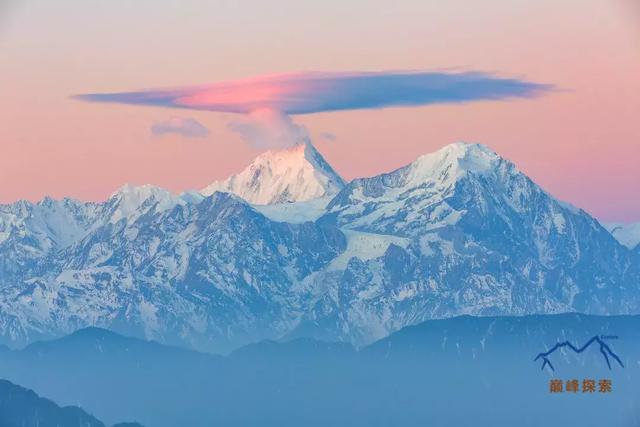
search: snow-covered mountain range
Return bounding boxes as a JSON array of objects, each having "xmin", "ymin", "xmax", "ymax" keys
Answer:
[{"xmin": 1, "ymin": 142, "xmax": 638, "ymax": 352}]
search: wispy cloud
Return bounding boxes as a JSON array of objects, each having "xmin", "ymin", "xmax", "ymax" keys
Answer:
[
  {"xmin": 151, "ymin": 117, "xmax": 209, "ymax": 139},
  {"xmin": 75, "ymin": 70, "xmax": 552, "ymax": 115}
]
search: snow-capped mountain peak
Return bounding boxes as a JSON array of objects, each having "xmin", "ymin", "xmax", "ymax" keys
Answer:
[
  {"xmin": 328, "ymin": 142, "xmax": 504, "ymax": 206},
  {"xmin": 107, "ymin": 183, "xmax": 180, "ymax": 223},
  {"xmin": 201, "ymin": 142, "xmax": 345, "ymax": 205},
  {"xmin": 109, "ymin": 183, "xmax": 171, "ymax": 200},
  {"xmin": 327, "ymin": 141, "xmax": 544, "ymax": 237},
  {"xmin": 406, "ymin": 142, "xmax": 501, "ymax": 186}
]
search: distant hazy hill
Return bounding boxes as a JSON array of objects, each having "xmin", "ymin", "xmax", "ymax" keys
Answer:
[
  {"xmin": 0, "ymin": 314, "xmax": 638, "ymax": 427},
  {"xmin": 0, "ymin": 379, "xmax": 104, "ymax": 427}
]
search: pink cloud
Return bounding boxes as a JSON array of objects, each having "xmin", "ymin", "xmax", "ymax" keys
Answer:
[{"xmin": 75, "ymin": 70, "xmax": 551, "ymax": 115}]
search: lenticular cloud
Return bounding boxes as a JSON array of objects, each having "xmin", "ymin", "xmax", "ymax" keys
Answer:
[{"xmin": 74, "ymin": 70, "xmax": 551, "ymax": 115}]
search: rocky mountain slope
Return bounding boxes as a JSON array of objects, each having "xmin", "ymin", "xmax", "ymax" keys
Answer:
[{"xmin": 0, "ymin": 142, "xmax": 638, "ymax": 352}]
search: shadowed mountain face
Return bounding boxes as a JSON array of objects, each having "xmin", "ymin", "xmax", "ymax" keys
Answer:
[
  {"xmin": 0, "ymin": 314, "xmax": 638, "ymax": 427},
  {"xmin": 0, "ymin": 143, "xmax": 639, "ymax": 353},
  {"xmin": 0, "ymin": 379, "xmax": 105, "ymax": 427}
]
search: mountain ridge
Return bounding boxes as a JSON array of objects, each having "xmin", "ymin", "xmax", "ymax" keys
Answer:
[
  {"xmin": 0, "ymin": 142, "xmax": 639, "ymax": 352},
  {"xmin": 604, "ymin": 221, "xmax": 640, "ymax": 250},
  {"xmin": 0, "ymin": 313, "xmax": 638, "ymax": 427}
]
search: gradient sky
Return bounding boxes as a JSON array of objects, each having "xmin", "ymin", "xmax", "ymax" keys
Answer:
[{"xmin": 1, "ymin": 0, "xmax": 639, "ymax": 221}]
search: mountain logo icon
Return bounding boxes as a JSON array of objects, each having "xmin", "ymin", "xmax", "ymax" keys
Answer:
[{"xmin": 534, "ymin": 336, "xmax": 624, "ymax": 372}]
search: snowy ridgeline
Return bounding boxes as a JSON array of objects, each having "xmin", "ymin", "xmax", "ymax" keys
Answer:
[
  {"xmin": 0, "ymin": 141, "xmax": 639, "ymax": 352},
  {"xmin": 603, "ymin": 222, "xmax": 640, "ymax": 250}
]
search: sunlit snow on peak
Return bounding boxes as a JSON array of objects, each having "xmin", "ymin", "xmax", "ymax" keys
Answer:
[{"xmin": 201, "ymin": 142, "xmax": 345, "ymax": 205}]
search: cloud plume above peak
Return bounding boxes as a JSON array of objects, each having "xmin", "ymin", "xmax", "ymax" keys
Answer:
[
  {"xmin": 75, "ymin": 70, "xmax": 552, "ymax": 115},
  {"xmin": 228, "ymin": 109, "xmax": 309, "ymax": 149}
]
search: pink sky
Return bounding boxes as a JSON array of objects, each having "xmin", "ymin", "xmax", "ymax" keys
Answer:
[{"xmin": 1, "ymin": 0, "xmax": 639, "ymax": 221}]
